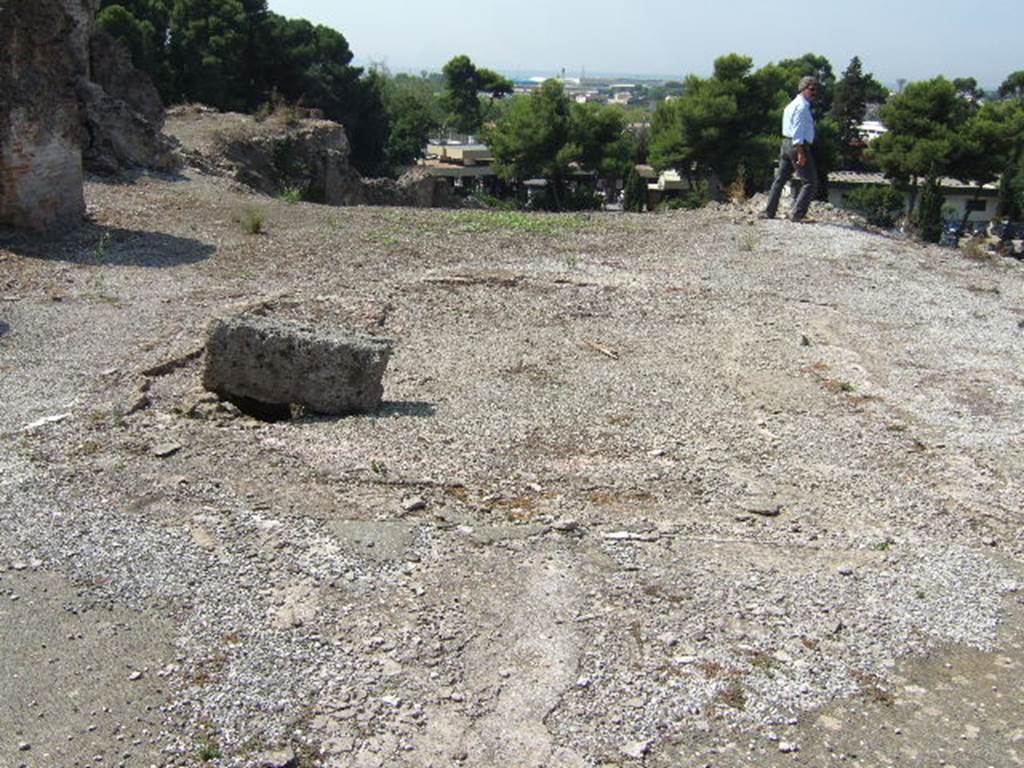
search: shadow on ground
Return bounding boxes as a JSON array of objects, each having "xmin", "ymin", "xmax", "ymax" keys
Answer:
[
  {"xmin": 280, "ymin": 402, "xmax": 436, "ymax": 425},
  {"xmin": 0, "ymin": 222, "xmax": 215, "ymax": 267},
  {"xmin": 0, "ymin": 321, "xmax": 8, "ymax": 339},
  {"xmin": 86, "ymin": 168, "xmax": 189, "ymax": 187}
]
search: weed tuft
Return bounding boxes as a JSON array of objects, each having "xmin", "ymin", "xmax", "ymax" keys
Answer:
[
  {"xmin": 93, "ymin": 231, "xmax": 113, "ymax": 262},
  {"xmin": 748, "ymin": 650, "xmax": 777, "ymax": 675},
  {"xmin": 196, "ymin": 737, "xmax": 222, "ymax": 762},
  {"xmin": 279, "ymin": 186, "xmax": 303, "ymax": 204},
  {"xmin": 716, "ymin": 680, "xmax": 747, "ymax": 710},
  {"xmin": 445, "ymin": 210, "xmax": 590, "ymax": 236},
  {"xmin": 241, "ymin": 208, "xmax": 266, "ymax": 235}
]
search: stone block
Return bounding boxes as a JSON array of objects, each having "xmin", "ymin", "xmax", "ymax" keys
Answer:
[{"xmin": 203, "ymin": 315, "xmax": 391, "ymax": 415}]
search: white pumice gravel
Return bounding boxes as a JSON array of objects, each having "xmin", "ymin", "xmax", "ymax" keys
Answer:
[{"xmin": 1, "ymin": 171, "xmax": 1022, "ymax": 767}]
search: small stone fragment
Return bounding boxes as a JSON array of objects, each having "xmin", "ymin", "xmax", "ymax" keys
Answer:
[
  {"xmin": 837, "ymin": 565, "xmax": 854, "ymax": 576},
  {"xmin": 252, "ymin": 747, "xmax": 297, "ymax": 768},
  {"xmin": 128, "ymin": 671, "xmax": 143, "ymax": 681},
  {"xmin": 817, "ymin": 715, "xmax": 842, "ymax": 731},
  {"xmin": 23, "ymin": 413, "xmax": 71, "ymax": 432},
  {"xmin": 602, "ymin": 531, "xmax": 659, "ymax": 542},
  {"xmin": 620, "ymin": 740, "xmax": 650, "ymax": 759},
  {"xmin": 151, "ymin": 442, "xmax": 182, "ymax": 458},
  {"xmin": 739, "ymin": 496, "xmax": 782, "ymax": 517},
  {"xmin": 401, "ymin": 496, "xmax": 427, "ymax": 512},
  {"xmin": 778, "ymin": 741, "xmax": 800, "ymax": 753}
]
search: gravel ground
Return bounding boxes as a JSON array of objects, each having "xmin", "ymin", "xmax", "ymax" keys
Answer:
[{"xmin": 1, "ymin": 170, "xmax": 1023, "ymax": 768}]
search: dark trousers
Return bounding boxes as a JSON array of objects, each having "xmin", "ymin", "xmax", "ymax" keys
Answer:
[{"xmin": 765, "ymin": 139, "xmax": 817, "ymax": 220}]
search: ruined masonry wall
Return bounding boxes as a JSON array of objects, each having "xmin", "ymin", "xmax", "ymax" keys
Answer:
[{"xmin": 0, "ymin": 0, "xmax": 91, "ymax": 231}]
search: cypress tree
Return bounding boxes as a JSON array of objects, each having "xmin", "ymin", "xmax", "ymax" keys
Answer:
[
  {"xmin": 916, "ymin": 173, "xmax": 945, "ymax": 243},
  {"xmin": 623, "ymin": 167, "xmax": 646, "ymax": 212},
  {"xmin": 830, "ymin": 57, "xmax": 868, "ymax": 168}
]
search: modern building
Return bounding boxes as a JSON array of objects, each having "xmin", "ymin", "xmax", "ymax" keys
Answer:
[
  {"xmin": 827, "ymin": 171, "xmax": 1001, "ymax": 225},
  {"xmin": 420, "ymin": 141, "xmax": 497, "ymax": 190},
  {"xmin": 636, "ymin": 165, "xmax": 698, "ymax": 208},
  {"xmin": 858, "ymin": 120, "xmax": 887, "ymax": 142}
]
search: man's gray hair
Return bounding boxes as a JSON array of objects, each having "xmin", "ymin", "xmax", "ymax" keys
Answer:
[{"xmin": 798, "ymin": 76, "xmax": 820, "ymax": 92}]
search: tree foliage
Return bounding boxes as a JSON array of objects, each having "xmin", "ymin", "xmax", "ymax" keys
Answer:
[
  {"xmin": 845, "ymin": 184, "xmax": 906, "ymax": 227},
  {"xmin": 96, "ymin": 1, "xmax": 172, "ymax": 92},
  {"xmin": 870, "ymin": 77, "xmax": 972, "ymax": 186},
  {"xmin": 442, "ymin": 54, "xmax": 513, "ymax": 136},
  {"xmin": 831, "ymin": 57, "xmax": 867, "ymax": 151},
  {"xmin": 953, "ymin": 77, "xmax": 983, "ymax": 103},
  {"xmin": 916, "ymin": 173, "xmax": 945, "ymax": 242},
  {"xmin": 830, "ymin": 56, "xmax": 886, "ymax": 168},
  {"xmin": 485, "ymin": 81, "xmax": 574, "ymax": 208},
  {"xmin": 623, "ymin": 167, "xmax": 646, "ymax": 212},
  {"xmin": 650, "ymin": 54, "xmax": 772, "ymax": 194},
  {"xmin": 967, "ymin": 99, "xmax": 1024, "ymax": 219},
  {"xmin": 165, "ymin": 0, "xmax": 257, "ymax": 111},
  {"xmin": 378, "ymin": 71, "xmax": 444, "ymax": 167},
  {"xmin": 999, "ymin": 161, "xmax": 1024, "ymax": 220},
  {"xmin": 869, "ymin": 77, "xmax": 1024, "ymax": 235},
  {"xmin": 998, "ymin": 71, "xmax": 1024, "ymax": 101},
  {"xmin": 571, "ymin": 101, "xmax": 632, "ymax": 181},
  {"xmin": 649, "ymin": 51, "xmax": 842, "ymax": 198},
  {"xmin": 485, "ymin": 81, "xmax": 630, "ymax": 210}
]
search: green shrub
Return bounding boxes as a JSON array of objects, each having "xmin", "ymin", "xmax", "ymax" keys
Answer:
[
  {"xmin": 678, "ymin": 184, "xmax": 711, "ymax": 210},
  {"xmin": 564, "ymin": 186, "xmax": 603, "ymax": 211},
  {"xmin": 279, "ymin": 186, "xmax": 303, "ymax": 204},
  {"xmin": 660, "ymin": 186, "xmax": 709, "ymax": 211},
  {"xmin": 846, "ymin": 185, "xmax": 907, "ymax": 228},
  {"xmin": 469, "ymin": 191, "xmax": 519, "ymax": 210},
  {"xmin": 196, "ymin": 738, "xmax": 221, "ymax": 762},
  {"xmin": 241, "ymin": 208, "xmax": 265, "ymax": 234},
  {"xmin": 254, "ymin": 101, "xmax": 273, "ymax": 123}
]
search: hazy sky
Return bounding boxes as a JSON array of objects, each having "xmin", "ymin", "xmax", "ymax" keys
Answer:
[{"xmin": 267, "ymin": 0, "xmax": 1022, "ymax": 87}]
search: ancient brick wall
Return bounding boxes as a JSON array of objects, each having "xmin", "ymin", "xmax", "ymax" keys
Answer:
[{"xmin": 0, "ymin": 0, "xmax": 88, "ymax": 231}]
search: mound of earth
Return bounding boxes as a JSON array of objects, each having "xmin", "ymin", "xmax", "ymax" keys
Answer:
[{"xmin": 166, "ymin": 106, "xmax": 458, "ymax": 208}]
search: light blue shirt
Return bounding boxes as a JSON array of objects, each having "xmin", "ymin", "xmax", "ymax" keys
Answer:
[{"xmin": 782, "ymin": 93, "xmax": 815, "ymax": 145}]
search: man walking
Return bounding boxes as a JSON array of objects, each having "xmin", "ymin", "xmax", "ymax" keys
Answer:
[{"xmin": 763, "ymin": 76, "xmax": 819, "ymax": 222}]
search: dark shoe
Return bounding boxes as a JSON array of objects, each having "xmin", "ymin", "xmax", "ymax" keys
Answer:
[
  {"xmin": 791, "ymin": 216, "xmax": 817, "ymax": 224},
  {"xmin": 758, "ymin": 211, "xmax": 775, "ymax": 220}
]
